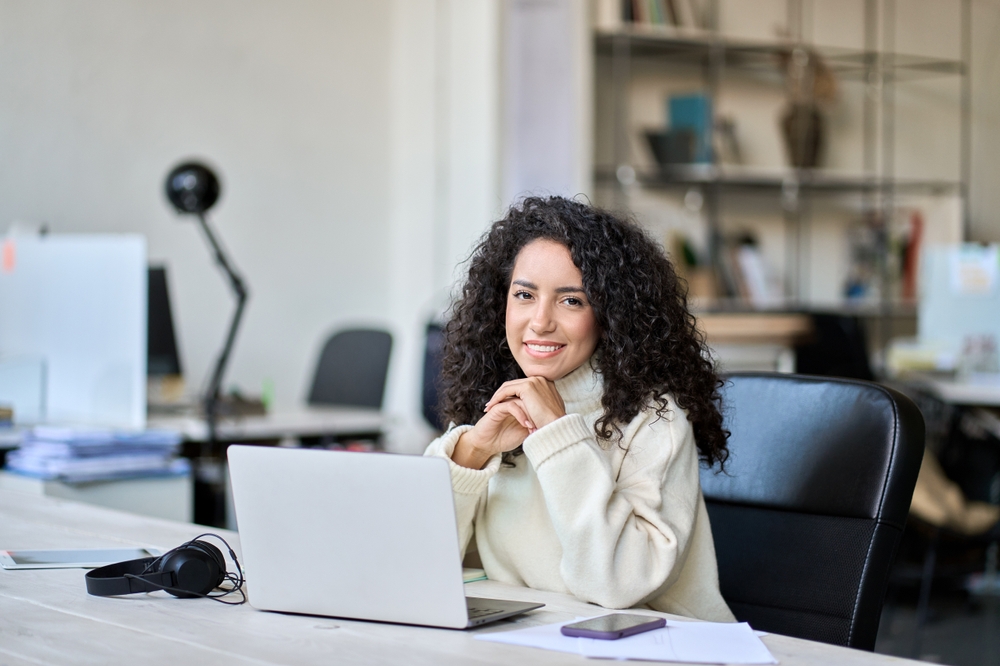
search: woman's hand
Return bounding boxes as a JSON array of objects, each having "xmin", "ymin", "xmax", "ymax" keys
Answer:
[
  {"xmin": 451, "ymin": 377, "xmax": 567, "ymax": 470},
  {"xmin": 484, "ymin": 377, "xmax": 566, "ymax": 431}
]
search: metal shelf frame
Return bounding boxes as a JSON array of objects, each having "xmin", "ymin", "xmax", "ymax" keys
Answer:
[{"xmin": 596, "ymin": 0, "xmax": 971, "ymax": 341}]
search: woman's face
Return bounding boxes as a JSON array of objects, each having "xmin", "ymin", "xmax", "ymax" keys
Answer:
[{"xmin": 505, "ymin": 239, "xmax": 600, "ymax": 381}]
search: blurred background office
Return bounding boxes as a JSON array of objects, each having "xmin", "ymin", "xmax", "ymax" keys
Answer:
[{"xmin": 2, "ymin": 1, "xmax": 1000, "ymax": 663}]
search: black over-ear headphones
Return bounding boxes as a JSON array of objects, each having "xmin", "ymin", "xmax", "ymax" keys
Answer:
[{"xmin": 85, "ymin": 534, "xmax": 245, "ymax": 604}]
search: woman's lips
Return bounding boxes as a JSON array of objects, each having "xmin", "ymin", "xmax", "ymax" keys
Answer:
[{"xmin": 524, "ymin": 342, "xmax": 566, "ymax": 358}]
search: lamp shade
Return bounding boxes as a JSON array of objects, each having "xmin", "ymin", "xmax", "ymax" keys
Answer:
[{"xmin": 165, "ymin": 162, "xmax": 220, "ymax": 214}]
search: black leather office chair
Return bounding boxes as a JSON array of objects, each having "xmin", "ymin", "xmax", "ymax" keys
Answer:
[
  {"xmin": 701, "ymin": 373, "xmax": 924, "ymax": 650},
  {"xmin": 421, "ymin": 321, "xmax": 446, "ymax": 432},
  {"xmin": 307, "ymin": 328, "xmax": 393, "ymax": 409}
]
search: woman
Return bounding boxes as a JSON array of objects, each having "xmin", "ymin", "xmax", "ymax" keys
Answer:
[{"xmin": 425, "ymin": 196, "xmax": 734, "ymax": 622}]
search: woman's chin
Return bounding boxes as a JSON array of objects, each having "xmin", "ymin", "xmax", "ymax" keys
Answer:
[{"xmin": 516, "ymin": 359, "xmax": 580, "ymax": 382}]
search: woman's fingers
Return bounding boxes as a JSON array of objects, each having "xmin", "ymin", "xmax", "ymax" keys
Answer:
[
  {"xmin": 469, "ymin": 398, "xmax": 534, "ymax": 455},
  {"xmin": 486, "ymin": 398, "xmax": 533, "ymax": 431},
  {"xmin": 484, "ymin": 377, "xmax": 565, "ymax": 430},
  {"xmin": 484, "ymin": 377, "xmax": 549, "ymax": 410}
]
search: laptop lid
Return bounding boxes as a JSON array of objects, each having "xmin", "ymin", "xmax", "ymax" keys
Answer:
[{"xmin": 227, "ymin": 446, "xmax": 470, "ymax": 629}]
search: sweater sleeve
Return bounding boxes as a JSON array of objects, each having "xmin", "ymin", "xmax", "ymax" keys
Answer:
[
  {"xmin": 521, "ymin": 404, "xmax": 699, "ymax": 609},
  {"xmin": 423, "ymin": 425, "xmax": 502, "ymax": 557}
]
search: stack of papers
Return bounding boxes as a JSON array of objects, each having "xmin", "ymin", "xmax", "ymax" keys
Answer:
[
  {"xmin": 5, "ymin": 426, "xmax": 188, "ymax": 483},
  {"xmin": 477, "ymin": 617, "xmax": 777, "ymax": 664}
]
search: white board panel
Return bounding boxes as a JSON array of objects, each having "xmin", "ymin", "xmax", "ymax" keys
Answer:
[{"xmin": 0, "ymin": 234, "xmax": 146, "ymax": 429}]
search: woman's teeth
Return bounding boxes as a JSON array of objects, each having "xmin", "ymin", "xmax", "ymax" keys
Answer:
[{"xmin": 527, "ymin": 343, "xmax": 562, "ymax": 352}]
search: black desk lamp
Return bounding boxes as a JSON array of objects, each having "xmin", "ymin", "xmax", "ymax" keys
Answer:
[{"xmin": 164, "ymin": 162, "xmax": 248, "ymax": 443}]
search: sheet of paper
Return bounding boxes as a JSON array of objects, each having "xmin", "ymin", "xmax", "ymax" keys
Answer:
[
  {"xmin": 475, "ymin": 617, "xmax": 582, "ymax": 653},
  {"xmin": 579, "ymin": 620, "xmax": 777, "ymax": 664},
  {"xmin": 476, "ymin": 616, "xmax": 777, "ymax": 664},
  {"xmin": 949, "ymin": 244, "xmax": 999, "ymax": 295}
]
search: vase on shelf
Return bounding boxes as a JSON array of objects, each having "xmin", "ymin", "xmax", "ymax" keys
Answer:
[{"xmin": 780, "ymin": 102, "xmax": 824, "ymax": 170}]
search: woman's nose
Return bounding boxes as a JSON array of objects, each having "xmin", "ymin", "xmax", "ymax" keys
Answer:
[{"xmin": 529, "ymin": 300, "xmax": 556, "ymax": 333}]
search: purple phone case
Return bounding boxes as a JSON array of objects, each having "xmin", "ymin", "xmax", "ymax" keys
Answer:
[{"xmin": 560, "ymin": 615, "xmax": 666, "ymax": 640}]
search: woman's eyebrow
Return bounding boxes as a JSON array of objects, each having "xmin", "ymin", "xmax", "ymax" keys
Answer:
[{"xmin": 511, "ymin": 279, "xmax": 585, "ymax": 294}]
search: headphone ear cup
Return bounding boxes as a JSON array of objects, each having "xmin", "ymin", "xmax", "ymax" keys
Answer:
[
  {"xmin": 158, "ymin": 543, "xmax": 225, "ymax": 598},
  {"xmin": 188, "ymin": 540, "xmax": 226, "ymax": 575}
]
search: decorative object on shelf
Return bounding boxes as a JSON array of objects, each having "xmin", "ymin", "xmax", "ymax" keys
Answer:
[
  {"xmin": 778, "ymin": 46, "xmax": 838, "ymax": 169},
  {"xmin": 716, "ymin": 232, "xmax": 781, "ymax": 306},
  {"xmin": 669, "ymin": 92, "xmax": 713, "ymax": 163},
  {"xmin": 713, "ymin": 116, "xmax": 743, "ymax": 165},
  {"xmin": 780, "ymin": 103, "xmax": 823, "ymax": 169},
  {"xmin": 644, "ymin": 128, "xmax": 696, "ymax": 167},
  {"xmin": 844, "ymin": 211, "xmax": 884, "ymax": 302},
  {"xmin": 669, "ymin": 232, "xmax": 716, "ymax": 301},
  {"xmin": 900, "ymin": 211, "xmax": 925, "ymax": 301},
  {"xmin": 163, "ymin": 161, "xmax": 249, "ymax": 443}
]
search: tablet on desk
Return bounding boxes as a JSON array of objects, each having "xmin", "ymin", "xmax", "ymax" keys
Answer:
[{"xmin": 0, "ymin": 547, "xmax": 161, "ymax": 570}]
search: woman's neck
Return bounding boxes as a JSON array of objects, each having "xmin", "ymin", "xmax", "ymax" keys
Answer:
[{"xmin": 553, "ymin": 358, "xmax": 602, "ymax": 415}]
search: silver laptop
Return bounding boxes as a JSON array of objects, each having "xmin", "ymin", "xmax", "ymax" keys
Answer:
[{"xmin": 226, "ymin": 445, "xmax": 543, "ymax": 629}]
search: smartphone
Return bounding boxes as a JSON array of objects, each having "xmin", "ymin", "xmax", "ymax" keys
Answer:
[{"xmin": 560, "ymin": 613, "xmax": 666, "ymax": 640}]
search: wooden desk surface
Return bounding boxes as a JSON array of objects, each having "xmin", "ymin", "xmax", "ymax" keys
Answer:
[
  {"xmin": 0, "ymin": 489, "xmax": 923, "ymax": 665},
  {"xmin": 696, "ymin": 312, "xmax": 813, "ymax": 347}
]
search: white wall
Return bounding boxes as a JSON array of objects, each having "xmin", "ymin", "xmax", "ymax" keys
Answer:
[
  {"xmin": 386, "ymin": 0, "xmax": 502, "ymax": 450},
  {"xmin": 0, "ymin": 0, "xmax": 502, "ymax": 451},
  {"xmin": 501, "ymin": 0, "xmax": 592, "ymax": 203}
]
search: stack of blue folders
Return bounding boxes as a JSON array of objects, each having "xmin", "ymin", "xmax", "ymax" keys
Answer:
[{"xmin": 5, "ymin": 427, "xmax": 189, "ymax": 483}]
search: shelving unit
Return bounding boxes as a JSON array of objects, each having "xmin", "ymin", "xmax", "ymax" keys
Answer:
[{"xmin": 592, "ymin": 0, "xmax": 970, "ymax": 338}]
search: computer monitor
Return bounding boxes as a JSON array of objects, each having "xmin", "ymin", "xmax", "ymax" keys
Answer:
[
  {"xmin": 920, "ymin": 244, "xmax": 1000, "ymax": 358},
  {"xmin": 147, "ymin": 266, "xmax": 182, "ymax": 377},
  {"xmin": 0, "ymin": 234, "xmax": 147, "ymax": 428}
]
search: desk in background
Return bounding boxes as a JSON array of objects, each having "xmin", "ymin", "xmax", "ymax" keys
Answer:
[
  {"xmin": 0, "ymin": 489, "xmax": 924, "ymax": 665},
  {"xmin": 896, "ymin": 373, "xmax": 1000, "ymax": 520},
  {"xmin": 148, "ymin": 405, "xmax": 386, "ymax": 445},
  {"xmin": 0, "ymin": 407, "xmax": 386, "ymax": 527},
  {"xmin": 150, "ymin": 405, "xmax": 387, "ymax": 527},
  {"xmin": 696, "ymin": 312, "xmax": 813, "ymax": 373},
  {"xmin": 904, "ymin": 373, "xmax": 1000, "ymax": 411}
]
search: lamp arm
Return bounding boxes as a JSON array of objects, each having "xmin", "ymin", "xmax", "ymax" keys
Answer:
[{"xmin": 195, "ymin": 213, "xmax": 249, "ymax": 442}]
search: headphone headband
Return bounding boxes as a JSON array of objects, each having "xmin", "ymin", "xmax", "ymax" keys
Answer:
[{"xmin": 85, "ymin": 557, "xmax": 175, "ymax": 596}]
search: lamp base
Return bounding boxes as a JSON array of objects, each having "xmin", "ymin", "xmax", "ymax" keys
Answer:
[{"xmin": 204, "ymin": 393, "xmax": 267, "ymax": 418}]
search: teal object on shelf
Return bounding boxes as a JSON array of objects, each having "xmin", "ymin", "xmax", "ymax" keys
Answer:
[{"xmin": 669, "ymin": 93, "xmax": 713, "ymax": 163}]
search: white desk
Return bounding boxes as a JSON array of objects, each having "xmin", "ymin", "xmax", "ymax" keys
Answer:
[
  {"xmin": 0, "ymin": 489, "xmax": 924, "ymax": 665},
  {"xmin": 904, "ymin": 373, "xmax": 1000, "ymax": 407},
  {"xmin": 148, "ymin": 405, "xmax": 386, "ymax": 443},
  {"xmin": 0, "ymin": 406, "xmax": 386, "ymax": 449}
]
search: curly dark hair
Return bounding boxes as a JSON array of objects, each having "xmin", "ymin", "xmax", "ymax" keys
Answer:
[{"xmin": 438, "ymin": 196, "xmax": 729, "ymax": 468}]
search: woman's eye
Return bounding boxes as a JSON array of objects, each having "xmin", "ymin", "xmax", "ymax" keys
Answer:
[
  {"xmin": 513, "ymin": 290, "xmax": 532, "ymax": 300},
  {"xmin": 563, "ymin": 297, "xmax": 584, "ymax": 307}
]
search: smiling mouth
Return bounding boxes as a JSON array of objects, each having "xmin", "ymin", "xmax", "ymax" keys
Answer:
[{"xmin": 525, "ymin": 342, "xmax": 565, "ymax": 354}]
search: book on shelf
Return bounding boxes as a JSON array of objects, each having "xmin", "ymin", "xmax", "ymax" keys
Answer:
[
  {"xmin": 669, "ymin": 93, "xmax": 713, "ymax": 164},
  {"xmin": 716, "ymin": 238, "xmax": 782, "ymax": 308},
  {"xmin": 595, "ymin": 0, "xmax": 707, "ymax": 30}
]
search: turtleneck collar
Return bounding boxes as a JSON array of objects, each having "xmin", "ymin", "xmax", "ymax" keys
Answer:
[{"xmin": 553, "ymin": 356, "xmax": 603, "ymax": 416}]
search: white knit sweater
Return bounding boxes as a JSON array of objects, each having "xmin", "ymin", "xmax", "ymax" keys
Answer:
[{"xmin": 424, "ymin": 360, "xmax": 735, "ymax": 622}]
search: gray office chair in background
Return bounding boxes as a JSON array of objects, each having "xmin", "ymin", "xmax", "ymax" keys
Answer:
[
  {"xmin": 702, "ymin": 373, "xmax": 924, "ymax": 651},
  {"xmin": 307, "ymin": 328, "xmax": 393, "ymax": 409}
]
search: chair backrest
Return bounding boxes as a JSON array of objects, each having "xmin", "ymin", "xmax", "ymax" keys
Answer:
[
  {"xmin": 307, "ymin": 329, "xmax": 392, "ymax": 409},
  {"xmin": 701, "ymin": 373, "xmax": 924, "ymax": 650},
  {"xmin": 421, "ymin": 322, "xmax": 446, "ymax": 431}
]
